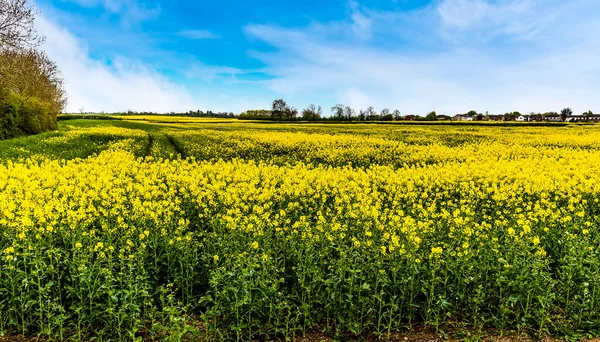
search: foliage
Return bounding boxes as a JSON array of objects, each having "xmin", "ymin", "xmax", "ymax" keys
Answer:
[
  {"xmin": 561, "ymin": 108, "xmax": 574, "ymax": 119},
  {"xmin": 301, "ymin": 104, "xmax": 322, "ymax": 121},
  {"xmin": 0, "ymin": 0, "xmax": 66, "ymax": 140},
  {"xmin": 0, "ymin": 86, "xmax": 58, "ymax": 140},
  {"xmin": 239, "ymin": 109, "xmax": 272, "ymax": 120},
  {"xmin": 426, "ymin": 111, "xmax": 437, "ymax": 121}
]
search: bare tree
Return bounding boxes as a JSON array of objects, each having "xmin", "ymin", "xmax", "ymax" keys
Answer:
[
  {"xmin": 0, "ymin": 0, "xmax": 42, "ymax": 50},
  {"xmin": 344, "ymin": 106, "xmax": 355, "ymax": 120},
  {"xmin": 302, "ymin": 104, "xmax": 322, "ymax": 121},
  {"xmin": 358, "ymin": 109, "xmax": 366, "ymax": 121},
  {"xmin": 365, "ymin": 106, "xmax": 376, "ymax": 118},
  {"xmin": 285, "ymin": 106, "xmax": 298, "ymax": 120},
  {"xmin": 331, "ymin": 104, "xmax": 344, "ymax": 120}
]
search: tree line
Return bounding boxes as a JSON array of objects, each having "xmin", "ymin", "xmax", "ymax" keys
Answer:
[
  {"xmin": 239, "ymin": 100, "xmax": 594, "ymax": 122},
  {"xmin": 0, "ymin": 0, "xmax": 66, "ymax": 140},
  {"xmin": 101, "ymin": 110, "xmax": 236, "ymax": 118},
  {"xmin": 239, "ymin": 99, "xmax": 441, "ymax": 121}
]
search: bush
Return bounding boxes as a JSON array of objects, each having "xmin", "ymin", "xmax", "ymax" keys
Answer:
[{"xmin": 0, "ymin": 87, "xmax": 58, "ymax": 140}]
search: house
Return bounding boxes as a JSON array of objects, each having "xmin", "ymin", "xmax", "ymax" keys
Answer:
[
  {"xmin": 529, "ymin": 114, "xmax": 544, "ymax": 122},
  {"xmin": 544, "ymin": 114, "xmax": 562, "ymax": 122},
  {"xmin": 453, "ymin": 114, "xmax": 473, "ymax": 121},
  {"xmin": 488, "ymin": 115, "xmax": 504, "ymax": 121},
  {"xmin": 516, "ymin": 115, "xmax": 527, "ymax": 122},
  {"xmin": 566, "ymin": 114, "xmax": 600, "ymax": 122},
  {"xmin": 437, "ymin": 115, "xmax": 451, "ymax": 121}
]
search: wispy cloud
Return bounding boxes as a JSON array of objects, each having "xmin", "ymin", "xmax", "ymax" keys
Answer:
[
  {"xmin": 64, "ymin": 0, "xmax": 160, "ymax": 23},
  {"xmin": 177, "ymin": 29, "xmax": 221, "ymax": 40},
  {"xmin": 184, "ymin": 62, "xmax": 243, "ymax": 82},
  {"xmin": 348, "ymin": 0, "xmax": 372, "ymax": 41}
]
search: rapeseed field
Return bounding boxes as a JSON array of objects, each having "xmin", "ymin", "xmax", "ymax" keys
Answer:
[{"xmin": 1, "ymin": 120, "xmax": 600, "ymax": 340}]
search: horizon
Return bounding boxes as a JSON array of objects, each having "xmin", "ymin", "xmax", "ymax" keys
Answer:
[{"xmin": 36, "ymin": 0, "xmax": 600, "ymax": 114}]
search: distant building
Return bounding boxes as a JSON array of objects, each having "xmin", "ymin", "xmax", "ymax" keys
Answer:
[
  {"xmin": 437, "ymin": 115, "xmax": 451, "ymax": 121},
  {"xmin": 544, "ymin": 114, "xmax": 562, "ymax": 122},
  {"xmin": 566, "ymin": 114, "xmax": 600, "ymax": 122},
  {"xmin": 516, "ymin": 115, "xmax": 527, "ymax": 122},
  {"xmin": 453, "ymin": 114, "xmax": 473, "ymax": 121}
]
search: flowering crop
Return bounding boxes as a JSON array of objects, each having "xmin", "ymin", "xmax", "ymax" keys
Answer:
[{"xmin": 1, "ymin": 120, "xmax": 600, "ymax": 340}]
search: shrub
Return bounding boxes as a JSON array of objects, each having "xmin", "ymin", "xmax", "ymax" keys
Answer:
[{"xmin": 0, "ymin": 87, "xmax": 58, "ymax": 140}]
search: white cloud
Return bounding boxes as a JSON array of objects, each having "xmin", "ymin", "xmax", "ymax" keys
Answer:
[
  {"xmin": 184, "ymin": 62, "xmax": 243, "ymax": 82},
  {"xmin": 244, "ymin": 0, "xmax": 600, "ymax": 115},
  {"xmin": 37, "ymin": 13, "xmax": 202, "ymax": 113},
  {"xmin": 348, "ymin": 0, "xmax": 372, "ymax": 40},
  {"xmin": 177, "ymin": 30, "xmax": 221, "ymax": 40},
  {"xmin": 64, "ymin": 0, "xmax": 160, "ymax": 23}
]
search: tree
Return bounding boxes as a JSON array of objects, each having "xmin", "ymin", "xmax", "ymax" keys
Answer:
[
  {"xmin": 560, "ymin": 107, "xmax": 573, "ymax": 121},
  {"xmin": 0, "ymin": 48, "xmax": 66, "ymax": 113},
  {"xmin": 0, "ymin": 0, "xmax": 42, "ymax": 50},
  {"xmin": 358, "ymin": 109, "xmax": 366, "ymax": 121},
  {"xmin": 331, "ymin": 104, "xmax": 344, "ymax": 120},
  {"xmin": 365, "ymin": 106, "xmax": 378, "ymax": 120},
  {"xmin": 426, "ymin": 111, "xmax": 437, "ymax": 121},
  {"xmin": 467, "ymin": 110, "xmax": 478, "ymax": 117},
  {"xmin": 380, "ymin": 108, "xmax": 390, "ymax": 117},
  {"xmin": 344, "ymin": 106, "xmax": 355, "ymax": 120},
  {"xmin": 272, "ymin": 99, "xmax": 287, "ymax": 120},
  {"xmin": 583, "ymin": 110, "xmax": 594, "ymax": 116},
  {"xmin": 284, "ymin": 106, "xmax": 298, "ymax": 120},
  {"xmin": 393, "ymin": 110, "xmax": 401, "ymax": 120},
  {"xmin": 302, "ymin": 104, "xmax": 321, "ymax": 121}
]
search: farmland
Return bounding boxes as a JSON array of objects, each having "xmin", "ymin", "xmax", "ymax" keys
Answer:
[{"xmin": 2, "ymin": 118, "xmax": 600, "ymax": 340}]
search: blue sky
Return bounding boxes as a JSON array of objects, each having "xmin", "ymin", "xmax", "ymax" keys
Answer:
[{"xmin": 36, "ymin": 0, "xmax": 600, "ymax": 114}]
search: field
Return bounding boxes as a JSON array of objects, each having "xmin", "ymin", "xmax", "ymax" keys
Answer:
[{"xmin": 2, "ymin": 118, "xmax": 600, "ymax": 340}]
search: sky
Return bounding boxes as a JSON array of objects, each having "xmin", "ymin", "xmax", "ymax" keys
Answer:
[{"xmin": 35, "ymin": 0, "xmax": 600, "ymax": 115}]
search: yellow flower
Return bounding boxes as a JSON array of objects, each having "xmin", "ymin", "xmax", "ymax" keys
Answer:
[
  {"xmin": 430, "ymin": 247, "xmax": 443, "ymax": 258},
  {"xmin": 213, "ymin": 255, "xmax": 219, "ymax": 262},
  {"xmin": 251, "ymin": 241, "xmax": 259, "ymax": 249},
  {"xmin": 535, "ymin": 248, "xmax": 547, "ymax": 258}
]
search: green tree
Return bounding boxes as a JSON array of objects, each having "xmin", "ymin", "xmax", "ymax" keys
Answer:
[
  {"xmin": 0, "ymin": 49, "xmax": 66, "ymax": 113},
  {"xmin": 560, "ymin": 107, "xmax": 573, "ymax": 120},
  {"xmin": 272, "ymin": 99, "xmax": 287, "ymax": 120},
  {"xmin": 426, "ymin": 111, "xmax": 437, "ymax": 121}
]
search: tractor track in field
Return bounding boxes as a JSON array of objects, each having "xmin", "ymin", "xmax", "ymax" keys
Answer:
[
  {"xmin": 142, "ymin": 132, "xmax": 154, "ymax": 157},
  {"xmin": 165, "ymin": 134, "xmax": 186, "ymax": 159}
]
